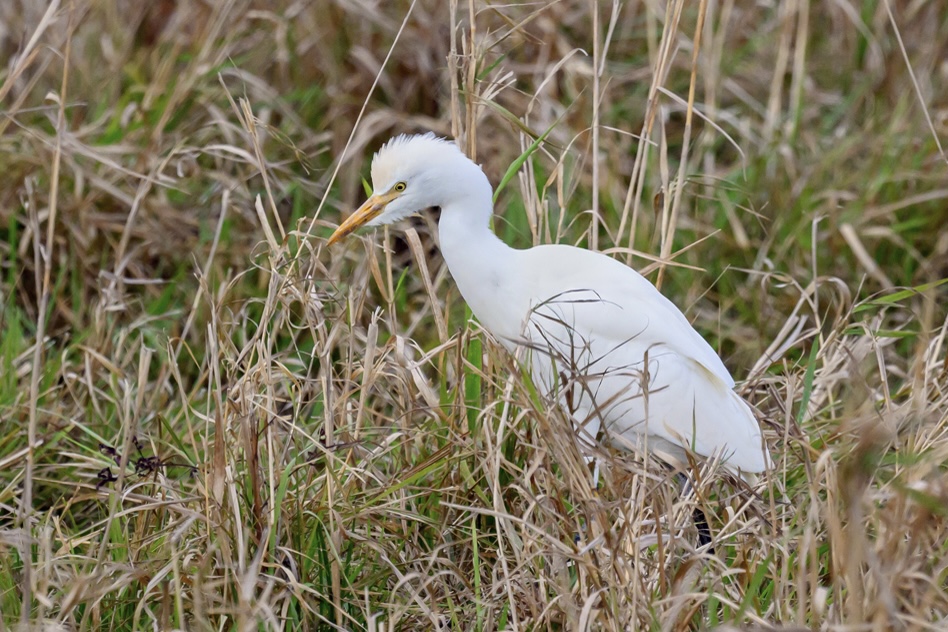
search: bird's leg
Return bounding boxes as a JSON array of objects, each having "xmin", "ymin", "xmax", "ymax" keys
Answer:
[
  {"xmin": 692, "ymin": 506, "xmax": 713, "ymax": 549},
  {"xmin": 676, "ymin": 472, "xmax": 714, "ymax": 551}
]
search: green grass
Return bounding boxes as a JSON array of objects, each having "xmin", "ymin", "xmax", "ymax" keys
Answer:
[{"xmin": 2, "ymin": 0, "xmax": 948, "ymax": 630}]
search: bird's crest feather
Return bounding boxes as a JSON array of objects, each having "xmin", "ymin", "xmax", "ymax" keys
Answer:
[{"xmin": 371, "ymin": 133, "xmax": 463, "ymax": 189}]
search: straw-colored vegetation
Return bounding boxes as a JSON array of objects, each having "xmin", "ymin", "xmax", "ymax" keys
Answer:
[{"xmin": 2, "ymin": 0, "xmax": 947, "ymax": 630}]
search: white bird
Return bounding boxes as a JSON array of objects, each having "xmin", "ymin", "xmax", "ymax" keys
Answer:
[{"xmin": 329, "ymin": 133, "xmax": 770, "ymax": 474}]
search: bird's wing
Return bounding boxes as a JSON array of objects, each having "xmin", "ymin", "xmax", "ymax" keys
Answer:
[{"xmin": 524, "ymin": 245, "xmax": 736, "ymax": 388}]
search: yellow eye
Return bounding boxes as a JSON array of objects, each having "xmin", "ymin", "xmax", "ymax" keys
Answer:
[{"xmin": 393, "ymin": 182, "xmax": 407, "ymax": 192}]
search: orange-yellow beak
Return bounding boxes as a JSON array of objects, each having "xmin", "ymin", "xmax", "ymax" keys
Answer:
[{"xmin": 327, "ymin": 191, "xmax": 399, "ymax": 245}]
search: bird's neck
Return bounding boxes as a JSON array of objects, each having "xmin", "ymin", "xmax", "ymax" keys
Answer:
[
  {"xmin": 437, "ymin": 195, "xmax": 521, "ymax": 338},
  {"xmin": 438, "ymin": 194, "xmax": 515, "ymax": 275},
  {"xmin": 436, "ymin": 164, "xmax": 509, "ymax": 265}
]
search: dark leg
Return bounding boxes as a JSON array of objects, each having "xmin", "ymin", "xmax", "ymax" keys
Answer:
[
  {"xmin": 692, "ymin": 506, "xmax": 714, "ymax": 551},
  {"xmin": 675, "ymin": 472, "xmax": 715, "ymax": 551}
]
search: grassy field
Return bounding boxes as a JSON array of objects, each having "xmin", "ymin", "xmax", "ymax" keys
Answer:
[{"xmin": 2, "ymin": 0, "xmax": 948, "ymax": 630}]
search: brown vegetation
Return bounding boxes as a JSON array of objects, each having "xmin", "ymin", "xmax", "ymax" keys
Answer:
[{"xmin": 1, "ymin": 0, "xmax": 947, "ymax": 629}]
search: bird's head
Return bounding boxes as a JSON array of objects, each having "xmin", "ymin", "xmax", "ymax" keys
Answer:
[{"xmin": 328, "ymin": 133, "xmax": 491, "ymax": 245}]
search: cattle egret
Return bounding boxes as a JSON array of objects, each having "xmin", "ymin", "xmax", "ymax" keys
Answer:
[{"xmin": 328, "ymin": 133, "xmax": 770, "ymax": 475}]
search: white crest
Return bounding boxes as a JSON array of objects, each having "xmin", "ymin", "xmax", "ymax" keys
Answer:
[{"xmin": 370, "ymin": 133, "xmax": 463, "ymax": 189}]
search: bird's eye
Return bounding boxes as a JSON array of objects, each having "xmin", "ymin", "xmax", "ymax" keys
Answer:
[{"xmin": 393, "ymin": 182, "xmax": 407, "ymax": 192}]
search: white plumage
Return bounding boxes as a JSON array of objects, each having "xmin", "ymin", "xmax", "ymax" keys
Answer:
[{"xmin": 329, "ymin": 133, "xmax": 770, "ymax": 473}]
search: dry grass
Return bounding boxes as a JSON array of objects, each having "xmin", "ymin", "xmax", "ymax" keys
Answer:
[{"xmin": 2, "ymin": 0, "xmax": 948, "ymax": 630}]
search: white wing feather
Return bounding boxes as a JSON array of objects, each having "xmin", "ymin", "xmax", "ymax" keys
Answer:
[
  {"xmin": 524, "ymin": 245, "xmax": 734, "ymax": 387},
  {"xmin": 504, "ymin": 245, "xmax": 769, "ymax": 473}
]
